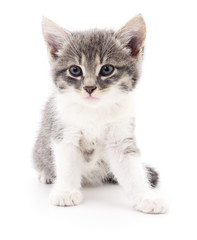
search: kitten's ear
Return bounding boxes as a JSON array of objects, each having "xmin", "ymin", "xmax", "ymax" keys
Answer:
[
  {"xmin": 42, "ymin": 17, "xmax": 71, "ymax": 59},
  {"xmin": 115, "ymin": 15, "xmax": 146, "ymax": 57}
]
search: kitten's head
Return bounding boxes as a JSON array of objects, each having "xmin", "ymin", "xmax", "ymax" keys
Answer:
[{"xmin": 42, "ymin": 15, "xmax": 146, "ymax": 107}]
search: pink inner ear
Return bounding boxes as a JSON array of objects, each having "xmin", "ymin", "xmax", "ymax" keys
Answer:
[
  {"xmin": 46, "ymin": 34, "xmax": 60, "ymax": 59},
  {"xmin": 127, "ymin": 35, "xmax": 143, "ymax": 57}
]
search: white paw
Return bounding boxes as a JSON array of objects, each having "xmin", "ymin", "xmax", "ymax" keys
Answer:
[
  {"xmin": 133, "ymin": 195, "xmax": 168, "ymax": 214},
  {"xmin": 38, "ymin": 172, "xmax": 54, "ymax": 184},
  {"xmin": 50, "ymin": 189, "xmax": 83, "ymax": 207}
]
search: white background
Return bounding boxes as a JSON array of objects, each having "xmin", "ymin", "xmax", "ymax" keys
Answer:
[{"xmin": 0, "ymin": 0, "xmax": 197, "ymax": 239}]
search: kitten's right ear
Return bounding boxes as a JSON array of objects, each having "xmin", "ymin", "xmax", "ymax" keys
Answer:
[
  {"xmin": 115, "ymin": 15, "xmax": 146, "ymax": 57},
  {"xmin": 42, "ymin": 17, "xmax": 71, "ymax": 59}
]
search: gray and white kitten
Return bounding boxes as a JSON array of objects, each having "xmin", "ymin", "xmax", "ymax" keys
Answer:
[{"xmin": 33, "ymin": 15, "xmax": 167, "ymax": 213}]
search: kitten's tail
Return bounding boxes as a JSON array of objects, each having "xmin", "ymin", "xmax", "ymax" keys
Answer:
[{"xmin": 145, "ymin": 165, "xmax": 159, "ymax": 188}]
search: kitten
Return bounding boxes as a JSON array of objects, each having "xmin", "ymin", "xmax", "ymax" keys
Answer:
[{"xmin": 33, "ymin": 15, "xmax": 167, "ymax": 213}]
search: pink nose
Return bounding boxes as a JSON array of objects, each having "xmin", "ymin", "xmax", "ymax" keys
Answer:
[{"xmin": 83, "ymin": 86, "xmax": 97, "ymax": 94}]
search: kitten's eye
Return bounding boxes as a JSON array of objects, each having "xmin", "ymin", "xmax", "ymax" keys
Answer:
[
  {"xmin": 100, "ymin": 65, "xmax": 114, "ymax": 77},
  {"xmin": 69, "ymin": 65, "xmax": 82, "ymax": 77}
]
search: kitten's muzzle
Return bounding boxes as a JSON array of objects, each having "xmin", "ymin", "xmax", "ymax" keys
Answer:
[{"xmin": 83, "ymin": 86, "xmax": 97, "ymax": 95}]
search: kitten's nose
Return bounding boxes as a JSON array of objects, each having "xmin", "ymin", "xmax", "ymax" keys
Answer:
[{"xmin": 83, "ymin": 86, "xmax": 97, "ymax": 95}]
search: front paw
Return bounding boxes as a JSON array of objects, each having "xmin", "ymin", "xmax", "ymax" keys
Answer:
[
  {"xmin": 50, "ymin": 189, "xmax": 83, "ymax": 207},
  {"xmin": 132, "ymin": 194, "xmax": 168, "ymax": 214}
]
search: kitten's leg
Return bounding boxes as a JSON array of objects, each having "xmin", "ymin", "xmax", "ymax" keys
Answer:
[
  {"xmin": 50, "ymin": 141, "xmax": 83, "ymax": 207},
  {"xmin": 33, "ymin": 98, "xmax": 57, "ymax": 184},
  {"xmin": 106, "ymin": 133, "xmax": 168, "ymax": 214}
]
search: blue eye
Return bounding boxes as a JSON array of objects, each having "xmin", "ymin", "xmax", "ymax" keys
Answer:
[
  {"xmin": 100, "ymin": 65, "xmax": 114, "ymax": 76},
  {"xmin": 69, "ymin": 65, "xmax": 82, "ymax": 77}
]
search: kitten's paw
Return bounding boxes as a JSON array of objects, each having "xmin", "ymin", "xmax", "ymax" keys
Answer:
[
  {"xmin": 38, "ymin": 172, "xmax": 54, "ymax": 184},
  {"xmin": 50, "ymin": 189, "xmax": 83, "ymax": 207},
  {"xmin": 132, "ymin": 195, "xmax": 168, "ymax": 214}
]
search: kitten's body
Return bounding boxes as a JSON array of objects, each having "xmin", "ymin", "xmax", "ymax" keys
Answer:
[
  {"xmin": 33, "ymin": 16, "xmax": 167, "ymax": 213},
  {"xmin": 34, "ymin": 93, "xmax": 135, "ymax": 185}
]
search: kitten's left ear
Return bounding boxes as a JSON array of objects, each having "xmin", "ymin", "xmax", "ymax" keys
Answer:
[
  {"xmin": 115, "ymin": 15, "xmax": 146, "ymax": 57},
  {"xmin": 42, "ymin": 17, "xmax": 71, "ymax": 59}
]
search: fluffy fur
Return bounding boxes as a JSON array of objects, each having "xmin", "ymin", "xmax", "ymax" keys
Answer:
[{"xmin": 33, "ymin": 15, "xmax": 167, "ymax": 213}]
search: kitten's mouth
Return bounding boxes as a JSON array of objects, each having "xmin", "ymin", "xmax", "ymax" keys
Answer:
[{"xmin": 85, "ymin": 95, "xmax": 99, "ymax": 101}]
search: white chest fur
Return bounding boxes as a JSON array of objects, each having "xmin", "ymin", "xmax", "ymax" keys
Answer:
[
  {"xmin": 53, "ymin": 91, "xmax": 136, "ymax": 184},
  {"xmin": 55, "ymin": 91, "xmax": 135, "ymax": 132}
]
